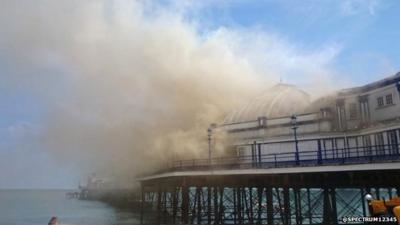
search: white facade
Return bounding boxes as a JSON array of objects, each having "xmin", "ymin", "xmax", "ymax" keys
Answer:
[{"xmin": 214, "ymin": 72, "xmax": 400, "ymax": 164}]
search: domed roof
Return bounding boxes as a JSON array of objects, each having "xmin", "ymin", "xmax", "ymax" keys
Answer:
[{"xmin": 223, "ymin": 84, "xmax": 311, "ymax": 124}]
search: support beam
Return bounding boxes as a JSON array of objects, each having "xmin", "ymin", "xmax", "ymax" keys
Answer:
[
  {"xmin": 323, "ymin": 187, "xmax": 330, "ymax": 225},
  {"xmin": 233, "ymin": 188, "xmax": 237, "ymax": 225},
  {"xmin": 182, "ymin": 184, "xmax": 189, "ymax": 224},
  {"xmin": 243, "ymin": 187, "xmax": 250, "ymax": 223},
  {"xmin": 283, "ymin": 187, "xmax": 291, "ymax": 225},
  {"xmin": 214, "ymin": 187, "xmax": 219, "ymax": 225},
  {"xmin": 208, "ymin": 186, "xmax": 212, "ymax": 225},
  {"xmin": 294, "ymin": 188, "xmax": 302, "ymax": 225},
  {"xmin": 330, "ymin": 188, "xmax": 338, "ymax": 224},
  {"xmin": 238, "ymin": 187, "xmax": 243, "ymax": 225},
  {"xmin": 157, "ymin": 188, "xmax": 162, "ymax": 225},
  {"xmin": 139, "ymin": 168, "xmax": 400, "ymax": 224},
  {"xmin": 172, "ymin": 187, "xmax": 178, "ymax": 225},
  {"xmin": 307, "ymin": 188, "xmax": 312, "ymax": 225},
  {"xmin": 162, "ymin": 189, "xmax": 167, "ymax": 224},
  {"xmin": 257, "ymin": 187, "xmax": 263, "ymax": 225},
  {"xmin": 249, "ymin": 187, "xmax": 254, "ymax": 224},
  {"xmin": 266, "ymin": 187, "xmax": 273, "ymax": 225},
  {"xmin": 219, "ymin": 187, "xmax": 224, "ymax": 224},
  {"xmin": 323, "ymin": 187, "xmax": 337, "ymax": 225},
  {"xmin": 197, "ymin": 187, "xmax": 202, "ymax": 224},
  {"xmin": 275, "ymin": 188, "xmax": 285, "ymax": 225},
  {"xmin": 140, "ymin": 185, "xmax": 144, "ymax": 225}
]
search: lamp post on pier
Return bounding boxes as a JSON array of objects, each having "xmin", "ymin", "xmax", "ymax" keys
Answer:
[
  {"xmin": 207, "ymin": 123, "xmax": 217, "ymax": 165},
  {"xmin": 208, "ymin": 127, "xmax": 212, "ymax": 165},
  {"xmin": 291, "ymin": 115, "xmax": 300, "ymax": 165}
]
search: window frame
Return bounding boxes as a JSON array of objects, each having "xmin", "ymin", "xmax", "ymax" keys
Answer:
[
  {"xmin": 377, "ymin": 96, "xmax": 384, "ymax": 107},
  {"xmin": 386, "ymin": 93, "xmax": 393, "ymax": 105},
  {"xmin": 349, "ymin": 103, "xmax": 357, "ymax": 120}
]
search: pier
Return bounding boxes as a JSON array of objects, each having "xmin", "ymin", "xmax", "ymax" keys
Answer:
[
  {"xmin": 139, "ymin": 143, "xmax": 400, "ymax": 225},
  {"xmin": 139, "ymin": 73, "xmax": 400, "ymax": 224}
]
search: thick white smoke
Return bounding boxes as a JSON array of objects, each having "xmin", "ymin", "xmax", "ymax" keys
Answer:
[{"xmin": 0, "ymin": 0, "xmax": 341, "ymax": 186}]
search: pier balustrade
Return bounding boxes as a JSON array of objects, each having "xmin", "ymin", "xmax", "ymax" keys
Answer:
[{"xmin": 158, "ymin": 143, "xmax": 400, "ymax": 174}]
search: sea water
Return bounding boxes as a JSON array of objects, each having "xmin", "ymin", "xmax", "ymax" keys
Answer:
[{"xmin": 0, "ymin": 190, "xmax": 140, "ymax": 225}]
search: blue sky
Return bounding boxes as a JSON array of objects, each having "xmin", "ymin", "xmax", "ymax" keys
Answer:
[
  {"xmin": 0, "ymin": 0, "xmax": 399, "ymax": 189},
  {"xmin": 184, "ymin": 0, "xmax": 400, "ymax": 84}
]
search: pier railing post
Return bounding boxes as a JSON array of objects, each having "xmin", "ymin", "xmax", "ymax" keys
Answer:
[{"xmin": 317, "ymin": 140, "xmax": 322, "ymax": 164}]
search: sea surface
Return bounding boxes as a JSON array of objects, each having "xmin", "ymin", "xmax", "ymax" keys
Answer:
[{"xmin": 0, "ymin": 189, "xmax": 140, "ymax": 225}]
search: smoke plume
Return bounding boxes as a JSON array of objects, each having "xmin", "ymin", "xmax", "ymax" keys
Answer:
[{"xmin": 0, "ymin": 0, "xmax": 340, "ymax": 186}]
